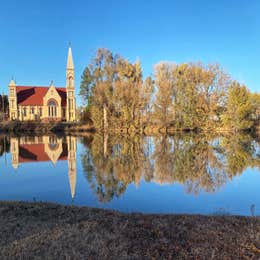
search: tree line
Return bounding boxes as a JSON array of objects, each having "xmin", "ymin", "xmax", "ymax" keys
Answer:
[
  {"xmin": 80, "ymin": 48, "xmax": 260, "ymax": 132},
  {"xmin": 0, "ymin": 95, "xmax": 9, "ymax": 120}
]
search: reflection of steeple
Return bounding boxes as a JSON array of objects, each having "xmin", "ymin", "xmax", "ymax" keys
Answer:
[
  {"xmin": 68, "ymin": 165, "xmax": 76, "ymax": 200},
  {"xmin": 10, "ymin": 137, "xmax": 19, "ymax": 169},
  {"xmin": 67, "ymin": 136, "xmax": 77, "ymax": 200}
]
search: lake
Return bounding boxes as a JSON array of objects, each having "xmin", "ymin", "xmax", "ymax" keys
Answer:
[{"xmin": 0, "ymin": 133, "xmax": 259, "ymax": 216}]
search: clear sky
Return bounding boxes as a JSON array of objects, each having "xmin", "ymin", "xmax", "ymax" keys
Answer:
[{"xmin": 0, "ymin": 0, "xmax": 259, "ymax": 103}]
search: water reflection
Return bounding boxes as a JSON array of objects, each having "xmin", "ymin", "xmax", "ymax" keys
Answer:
[
  {"xmin": 0, "ymin": 136, "xmax": 10, "ymax": 156},
  {"xmin": 81, "ymin": 133, "xmax": 260, "ymax": 202},
  {"xmin": 10, "ymin": 135, "xmax": 77, "ymax": 199},
  {"xmin": 1, "ymin": 133, "xmax": 259, "ymax": 212}
]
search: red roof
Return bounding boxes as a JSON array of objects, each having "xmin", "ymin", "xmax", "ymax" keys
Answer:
[
  {"xmin": 16, "ymin": 86, "xmax": 67, "ymax": 106},
  {"xmin": 19, "ymin": 143, "xmax": 68, "ymax": 163}
]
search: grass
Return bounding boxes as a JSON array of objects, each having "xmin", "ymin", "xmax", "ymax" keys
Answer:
[{"xmin": 0, "ymin": 201, "xmax": 259, "ymax": 259}]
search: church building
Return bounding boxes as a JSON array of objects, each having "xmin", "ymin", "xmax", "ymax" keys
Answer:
[{"xmin": 8, "ymin": 46, "xmax": 76, "ymax": 122}]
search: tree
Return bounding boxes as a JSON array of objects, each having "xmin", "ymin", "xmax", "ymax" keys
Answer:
[
  {"xmin": 80, "ymin": 67, "xmax": 93, "ymax": 106},
  {"xmin": 81, "ymin": 48, "xmax": 257, "ymax": 132},
  {"xmin": 171, "ymin": 63, "xmax": 229, "ymax": 129},
  {"xmin": 112, "ymin": 59, "xmax": 154, "ymax": 129},
  {"xmin": 80, "ymin": 48, "xmax": 154, "ymax": 130},
  {"xmin": 222, "ymin": 82, "xmax": 254, "ymax": 130},
  {"xmin": 152, "ymin": 62, "xmax": 230, "ymax": 129},
  {"xmin": 0, "ymin": 94, "xmax": 9, "ymax": 119},
  {"xmin": 80, "ymin": 48, "xmax": 118, "ymax": 130},
  {"xmin": 153, "ymin": 62, "xmax": 175, "ymax": 126},
  {"xmin": 250, "ymin": 92, "xmax": 260, "ymax": 121}
]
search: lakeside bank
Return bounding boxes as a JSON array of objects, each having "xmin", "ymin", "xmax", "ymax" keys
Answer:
[
  {"xmin": 0, "ymin": 120, "xmax": 259, "ymax": 136},
  {"xmin": 0, "ymin": 201, "xmax": 259, "ymax": 259},
  {"xmin": 0, "ymin": 121, "xmax": 95, "ymax": 135}
]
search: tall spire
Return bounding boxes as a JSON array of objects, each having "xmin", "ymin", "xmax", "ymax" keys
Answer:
[
  {"xmin": 9, "ymin": 78, "xmax": 16, "ymax": 86},
  {"xmin": 67, "ymin": 45, "xmax": 74, "ymax": 69},
  {"xmin": 66, "ymin": 44, "xmax": 76, "ymax": 121}
]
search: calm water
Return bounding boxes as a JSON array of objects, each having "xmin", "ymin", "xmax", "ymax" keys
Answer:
[{"xmin": 0, "ymin": 133, "xmax": 259, "ymax": 216}]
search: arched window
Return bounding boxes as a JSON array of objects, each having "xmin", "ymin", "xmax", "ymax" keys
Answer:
[
  {"xmin": 48, "ymin": 100, "xmax": 57, "ymax": 118},
  {"xmin": 68, "ymin": 76, "xmax": 73, "ymax": 88},
  {"xmin": 48, "ymin": 136, "xmax": 58, "ymax": 150}
]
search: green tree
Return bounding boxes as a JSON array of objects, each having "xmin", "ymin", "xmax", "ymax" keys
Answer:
[
  {"xmin": 250, "ymin": 92, "xmax": 260, "ymax": 122},
  {"xmin": 222, "ymin": 82, "xmax": 254, "ymax": 130},
  {"xmin": 80, "ymin": 48, "xmax": 118, "ymax": 130},
  {"xmin": 0, "ymin": 94, "xmax": 9, "ymax": 120}
]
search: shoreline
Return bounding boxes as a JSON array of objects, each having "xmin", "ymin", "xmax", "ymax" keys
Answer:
[
  {"xmin": 0, "ymin": 201, "xmax": 259, "ymax": 259},
  {"xmin": 0, "ymin": 121, "xmax": 259, "ymax": 136},
  {"xmin": 0, "ymin": 121, "xmax": 95, "ymax": 135}
]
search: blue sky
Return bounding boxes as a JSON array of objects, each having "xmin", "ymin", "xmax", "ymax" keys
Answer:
[{"xmin": 0, "ymin": 0, "xmax": 259, "ymax": 103}]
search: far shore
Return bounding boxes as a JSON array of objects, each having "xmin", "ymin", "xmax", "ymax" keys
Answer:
[
  {"xmin": 0, "ymin": 201, "xmax": 259, "ymax": 259},
  {"xmin": 0, "ymin": 120, "xmax": 259, "ymax": 136}
]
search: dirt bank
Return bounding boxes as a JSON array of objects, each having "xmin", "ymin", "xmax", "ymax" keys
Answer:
[{"xmin": 0, "ymin": 201, "xmax": 259, "ymax": 259}]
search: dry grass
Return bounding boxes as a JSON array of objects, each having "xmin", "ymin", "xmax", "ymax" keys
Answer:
[{"xmin": 0, "ymin": 201, "xmax": 259, "ymax": 259}]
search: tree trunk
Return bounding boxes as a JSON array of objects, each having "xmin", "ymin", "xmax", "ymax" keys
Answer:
[
  {"xmin": 103, "ymin": 104, "xmax": 108, "ymax": 132},
  {"xmin": 103, "ymin": 132, "xmax": 108, "ymax": 158}
]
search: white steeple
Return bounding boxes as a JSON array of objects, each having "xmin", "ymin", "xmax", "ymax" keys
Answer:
[
  {"xmin": 66, "ymin": 44, "xmax": 76, "ymax": 121},
  {"xmin": 67, "ymin": 45, "xmax": 74, "ymax": 70},
  {"xmin": 9, "ymin": 79, "xmax": 16, "ymax": 86}
]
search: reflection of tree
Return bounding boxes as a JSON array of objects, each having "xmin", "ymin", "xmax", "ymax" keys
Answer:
[
  {"xmin": 0, "ymin": 136, "xmax": 10, "ymax": 156},
  {"xmin": 221, "ymin": 133, "xmax": 260, "ymax": 176},
  {"xmin": 81, "ymin": 134, "xmax": 124, "ymax": 202},
  {"xmin": 153, "ymin": 134, "xmax": 227, "ymax": 194},
  {"xmin": 80, "ymin": 133, "xmax": 260, "ymax": 202},
  {"xmin": 81, "ymin": 134, "xmax": 153, "ymax": 202},
  {"xmin": 110, "ymin": 135, "xmax": 153, "ymax": 186}
]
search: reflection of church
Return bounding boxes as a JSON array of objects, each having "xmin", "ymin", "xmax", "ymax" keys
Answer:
[{"xmin": 10, "ymin": 136, "xmax": 77, "ymax": 199}]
